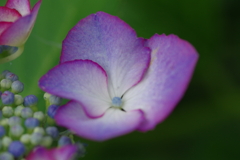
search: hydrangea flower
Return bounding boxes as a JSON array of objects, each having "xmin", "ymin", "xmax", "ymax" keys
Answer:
[
  {"xmin": 26, "ymin": 145, "xmax": 77, "ymax": 160},
  {"xmin": 0, "ymin": 0, "xmax": 42, "ymax": 63},
  {"xmin": 39, "ymin": 12, "xmax": 198, "ymax": 141}
]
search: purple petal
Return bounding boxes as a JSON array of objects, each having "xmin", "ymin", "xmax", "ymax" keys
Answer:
[
  {"xmin": 5, "ymin": 0, "xmax": 31, "ymax": 16},
  {"xmin": 0, "ymin": 22, "xmax": 12, "ymax": 35},
  {"xmin": 55, "ymin": 100, "xmax": 144, "ymax": 141},
  {"xmin": 61, "ymin": 11, "xmax": 150, "ymax": 98},
  {"xmin": 26, "ymin": 145, "xmax": 77, "ymax": 160},
  {"xmin": 39, "ymin": 60, "xmax": 111, "ymax": 118},
  {"xmin": 0, "ymin": 0, "xmax": 41, "ymax": 46},
  {"xmin": 123, "ymin": 34, "xmax": 198, "ymax": 131},
  {"xmin": 0, "ymin": 7, "xmax": 21, "ymax": 22}
]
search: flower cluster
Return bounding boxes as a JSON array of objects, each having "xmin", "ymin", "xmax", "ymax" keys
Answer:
[
  {"xmin": 0, "ymin": 70, "xmax": 85, "ymax": 160},
  {"xmin": 0, "ymin": 0, "xmax": 42, "ymax": 64}
]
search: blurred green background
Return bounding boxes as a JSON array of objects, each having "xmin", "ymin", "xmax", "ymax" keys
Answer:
[{"xmin": 1, "ymin": 0, "xmax": 240, "ymax": 159}]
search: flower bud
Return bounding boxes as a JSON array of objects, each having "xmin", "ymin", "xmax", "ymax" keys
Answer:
[
  {"xmin": 1, "ymin": 91, "xmax": 14, "ymax": 105},
  {"xmin": 43, "ymin": 92, "xmax": 51, "ymax": 100},
  {"xmin": 25, "ymin": 118, "xmax": 39, "ymax": 129},
  {"xmin": 8, "ymin": 116, "xmax": 21, "ymax": 126},
  {"xmin": 0, "ymin": 126, "xmax": 6, "ymax": 138},
  {"xmin": 30, "ymin": 132, "xmax": 43, "ymax": 145},
  {"xmin": 33, "ymin": 111, "xmax": 45, "ymax": 122},
  {"xmin": 41, "ymin": 136, "xmax": 53, "ymax": 147},
  {"xmin": 8, "ymin": 141, "xmax": 25, "ymax": 158},
  {"xmin": 0, "ymin": 79, "xmax": 12, "ymax": 90},
  {"xmin": 0, "ymin": 152, "xmax": 14, "ymax": 160},
  {"xmin": 2, "ymin": 136, "xmax": 12, "ymax": 148},
  {"xmin": 20, "ymin": 134, "xmax": 31, "ymax": 144},
  {"xmin": 0, "ymin": 70, "xmax": 10, "ymax": 79},
  {"xmin": 21, "ymin": 107, "xmax": 33, "ymax": 118},
  {"xmin": 47, "ymin": 104, "xmax": 59, "ymax": 118},
  {"xmin": 0, "ymin": 118, "xmax": 9, "ymax": 127},
  {"xmin": 14, "ymin": 105, "xmax": 24, "ymax": 116},
  {"xmin": 11, "ymin": 81, "xmax": 24, "ymax": 94},
  {"xmin": 2, "ymin": 106, "xmax": 13, "ymax": 117},
  {"xmin": 58, "ymin": 136, "xmax": 72, "ymax": 146},
  {"xmin": 46, "ymin": 126, "xmax": 59, "ymax": 139},
  {"xmin": 23, "ymin": 95, "xmax": 38, "ymax": 107},
  {"xmin": 49, "ymin": 95, "xmax": 62, "ymax": 105},
  {"xmin": 33, "ymin": 127, "xmax": 45, "ymax": 135},
  {"xmin": 5, "ymin": 72, "xmax": 18, "ymax": 82},
  {"xmin": 10, "ymin": 125, "xmax": 24, "ymax": 137},
  {"xmin": 14, "ymin": 95, "xmax": 24, "ymax": 106}
]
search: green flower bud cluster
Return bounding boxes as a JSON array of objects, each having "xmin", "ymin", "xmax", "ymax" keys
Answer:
[{"xmin": 0, "ymin": 70, "xmax": 86, "ymax": 159}]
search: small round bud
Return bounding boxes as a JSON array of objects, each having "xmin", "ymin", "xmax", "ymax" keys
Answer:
[
  {"xmin": 11, "ymin": 80, "xmax": 24, "ymax": 93},
  {"xmin": 0, "ymin": 118, "xmax": 9, "ymax": 126},
  {"xmin": 47, "ymin": 104, "xmax": 59, "ymax": 118},
  {"xmin": 58, "ymin": 136, "xmax": 72, "ymax": 146},
  {"xmin": 0, "ymin": 152, "xmax": 14, "ymax": 160},
  {"xmin": 2, "ymin": 106, "xmax": 13, "ymax": 117},
  {"xmin": 46, "ymin": 126, "xmax": 59, "ymax": 139},
  {"xmin": 49, "ymin": 95, "xmax": 62, "ymax": 105},
  {"xmin": 2, "ymin": 136, "xmax": 12, "ymax": 148},
  {"xmin": 5, "ymin": 72, "xmax": 18, "ymax": 82},
  {"xmin": 20, "ymin": 134, "xmax": 31, "ymax": 144},
  {"xmin": 21, "ymin": 107, "xmax": 33, "ymax": 118},
  {"xmin": 30, "ymin": 132, "xmax": 43, "ymax": 145},
  {"xmin": 8, "ymin": 141, "xmax": 25, "ymax": 158},
  {"xmin": 0, "ymin": 70, "xmax": 10, "ymax": 78},
  {"xmin": 0, "ymin": 126, "xmax": 6, "ymax": 138},
  {"xmin": 10, "ymin": 125, "xmax": 24, "ymax": 137},
  {"xmin": 14, "ymin": 105, "xmax": 24, "ymax": 116},
  {"xmin": 23, "ymin": 95, "xmax": 38, "ymax": 107},
  {"xmin": 1, "ymin": 91, "xmax": 14, "ymax": 105},
  {"xmin": 0, "ymin": 79, "xmax": 12, "ymax": 90},
  {"xmin": 8, "ymin": 116, "xmax": 21, "ymax": 126},
  {"xmin": 33, "ymin": 127, "xmax": 45, "ymax": 135},
  {"xmin": 25, "ymin": 118, "xmax": 39, "ymax": 129},
  {"xmin": 43, "ymin": 92, "xmax": 51, "ymax": 100},
  {"xmin": 14, "ymin": 95, "xmax": 24, "ymax": 106},
  {"xmin": 41, "ymin": 136, "xmax": 53, "ymax": 147},
  {"xmin": 33, "ymin": 111, "xmax": 45, "ymax": 121}
]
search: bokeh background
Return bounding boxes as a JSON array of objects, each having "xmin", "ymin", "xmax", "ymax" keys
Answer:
[{"xmin": 1, "ymin": 0, "xmax": 240, "ymax": 159}]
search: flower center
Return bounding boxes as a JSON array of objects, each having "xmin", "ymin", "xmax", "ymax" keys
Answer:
[{"xmin": 111, "ymin": 97, "xmax": 122, "ymax": 108}]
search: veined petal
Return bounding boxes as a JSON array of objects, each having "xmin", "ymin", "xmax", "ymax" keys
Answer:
[
  {"xmin": 39, "ymin": 60, "xmax": 111, "ymax": 118},
  {"xmin": 5, "ymin": 0, "xmax": 31, "ymax": 16},
  {"xmin": 0, "ymin": 7, "xmax": 21, "ymax": 22},
  {"xmin": 26, "ymin": 145, "xmax": 77, "ymax": 160},
  {"xmin": 55, "ymin": 101, "xmax": 144, "ymax": 141},
  {"xmin": 0, "ymin": 22, "xmax": 12, "ymax": 35},
  {"xmin": 0, "ymin": 0, "xmax": 41, "ymax": 46},
  {"xmin": 61, "ymin": 11, "xmax": 150, "ymax": 98},
  {"xmin": 123, "ymin": 34, "xmax": 198, "ymax": 131}
]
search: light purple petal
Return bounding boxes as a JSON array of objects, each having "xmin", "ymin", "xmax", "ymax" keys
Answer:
[
  {"xmin": 123, "ymin": 34, "xmax": 198, "ymax": 131},
  {"xmin": 0, "ymin": 7, "xmax": 21, "ymax": 22},
  {"xmin": 55, "ymin": 100, "xmax": 144, "ymax": 141},
  {"xmin": 26, "ymin": 145, "xmax": 77, "ymax": 160},
  {"xmin": 0, "ymin": 22, "xmax": 12, "ymax": 35},
  {"xmin": 5, "ymin": 0, "xmax": 31, "ymax": 16},
  {"xmin": 61, "ymin": 11, "xmax": 150, "ymax": 98},
  {"xmin": 39, "ymin": 60, "xmax": 111, "ymax": 118},
  {"xmin": 0, "ymin": 0, "xmax": 41, "ymax": 46}
]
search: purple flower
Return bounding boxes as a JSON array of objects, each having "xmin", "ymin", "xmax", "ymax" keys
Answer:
[
  {"xmin": 26, "ymin": 145, "xmax": 77, "ymax": 160},
  {"xmin": 39, "ymin": 12, "xmax": 198, "ymax": 141},
  {"xmin": 0, "ymin": 0, "xmax": 42, "ymax": 63}
]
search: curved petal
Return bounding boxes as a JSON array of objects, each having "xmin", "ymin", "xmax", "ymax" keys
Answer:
[
  {"xmin": 0, "ymin": 22, "xmax": 12, "ymax": 35},
  {"xmin": 39, "ymin": 60, "xmax": 111, "ymax": 118},
  {"xmin": 61, "ymin": 11, "xmax": 150, "ymax": 98},
  {"xmin": 0, "ymin": 0, "xmax": 41, "ymax": 46},
  {"xmin": 5, "ymin": 0, "xmax": 31, "ymax": 16},
  {"xmin": 55, "ymin": 101, "xmax": 144, "ymax": 141},
  {"xmin": 0, "ymin": 7, "xmax": 21, "ymax": 22},
  {"xmin": 123, "ymin": 34, "xmax": 199, "ymax": 131},
  {"xmin": 26, "ymin": 145, "xmax": 77, "ymax": 160}
]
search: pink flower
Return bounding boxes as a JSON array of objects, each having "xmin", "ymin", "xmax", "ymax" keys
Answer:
[
  {"xmin": 0, "ymin": 0, "xmax": 42, "ymax": 63},
  {"xmin": 39, "ymin": 12, "xmax": 198, "ymax": 141},
  {"xmin": 26, "ymin": 145, "xmax": 77, "ymax": 160}
]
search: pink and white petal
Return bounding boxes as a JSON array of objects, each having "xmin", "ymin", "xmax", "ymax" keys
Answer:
[
  {"xmin": 27, "ymin": 145, "xmax": 77, "ymax": 160},
  {"xmin": 55, "ymin": 101, "xmax": 144, "ymax": 141},
  {"xmin": 61, "ymin": 11, "xmax": 150, "ymax": 98},
  {"xmin": 0, "ymin": 22, "xmax": 12, "ymax": 35},
  {"xmin": 123, "ymin": 34, "xmax": 198, "ymax": 131},
  {"xmin": 39, "ymin": 60, "xmax": 111, "ymax": 118},
  {"xmin": 5, "ymin": 0, "xmax": 31, "ymax": 16},
  {"xmin": 0, "ymin": 0, "xmax": 41, "ymax": 46},
  {"xmin": 0, "ymin": 7, "xmax": 21, "ymax": 22}
]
